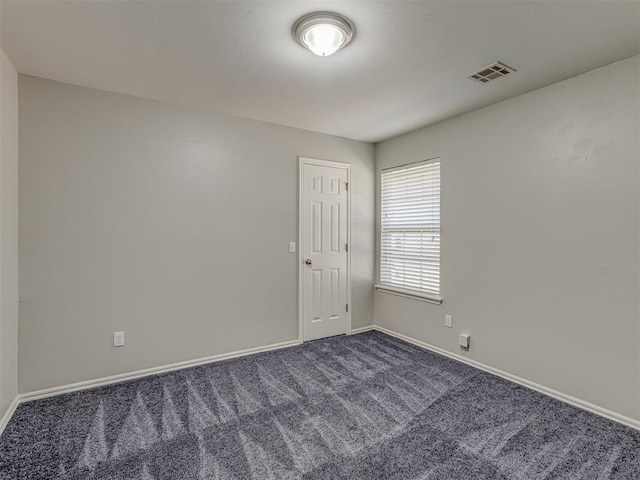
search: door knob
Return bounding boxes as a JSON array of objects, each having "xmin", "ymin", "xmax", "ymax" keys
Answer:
[{"xmin": 305, "ymin": 259, "xmax": 312, "ymax": 266}]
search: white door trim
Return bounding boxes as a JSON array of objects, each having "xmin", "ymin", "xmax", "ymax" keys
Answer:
[{"xmin": 298, "ymin": 156, "xmax": 352, "ymax": 342}]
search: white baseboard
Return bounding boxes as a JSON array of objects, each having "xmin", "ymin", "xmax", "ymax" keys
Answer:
[
  {"xmin": 0, "ymin": 395, "xmax": 20, "ymax": 437},
  {"xmin": 350, "ymin": 325, "xmax": 375, "ymax": 335},
  {"xmin": 6, "ymin": 326, "xmax": 639, "ymax": 436},
  {"xmin": 374, "ymin": 325, "xmax": 640, "ymax": 432},
  {"xmin": 18, "ymin": 338, "xmax": 302, "ymax": 404}
]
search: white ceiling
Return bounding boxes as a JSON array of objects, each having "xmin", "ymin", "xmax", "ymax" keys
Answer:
[{"xmin": 1, "ymin": 1, "xmax": 639, "ymax": 143}]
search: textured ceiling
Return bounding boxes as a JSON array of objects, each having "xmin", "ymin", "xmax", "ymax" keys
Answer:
[{"xmin": 2, "ymin": 1, "xmax": 639, "ymax": 142}]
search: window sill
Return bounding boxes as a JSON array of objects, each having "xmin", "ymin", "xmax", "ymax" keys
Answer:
[{"xmin": 374, "ymin": 284, "xmax": 443, "ymax": 305}]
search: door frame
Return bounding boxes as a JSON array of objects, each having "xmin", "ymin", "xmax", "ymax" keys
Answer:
[{"xmin": 298, "ymin": 156, "xmax": 352, "ymax": 342}]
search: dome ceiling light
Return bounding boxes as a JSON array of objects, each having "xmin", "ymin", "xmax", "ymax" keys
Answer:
[{"xmin": 293, "ymin": 12, "xmax": 355, "ymax": 57}]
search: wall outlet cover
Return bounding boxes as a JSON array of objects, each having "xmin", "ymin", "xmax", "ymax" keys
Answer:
[{"xmin": 445, "ymin": 314, "xmax": 452, "ymax": 328}]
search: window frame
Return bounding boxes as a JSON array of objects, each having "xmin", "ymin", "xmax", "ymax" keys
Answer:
[{"xmin": 376, "ymin": 157, "xmax": 442, "ymax": 305}]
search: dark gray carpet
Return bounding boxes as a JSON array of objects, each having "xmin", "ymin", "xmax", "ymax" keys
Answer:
[{"xmin": 1, "ymin": 331, "xmax": 639, "ymax": 479}]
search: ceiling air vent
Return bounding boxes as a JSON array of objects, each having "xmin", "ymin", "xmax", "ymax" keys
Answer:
[{"xmin": 467, "ymin": 62, "xmax": 516, "ymax": 84}]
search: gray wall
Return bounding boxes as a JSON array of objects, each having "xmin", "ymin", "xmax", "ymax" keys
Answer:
[
  {"xmin": 18, "ymin": 76, "xmax": 374, "ymax": 393},
  {"xmin": 16, "ymin": 56, "xmax": 640, "ymax": 425},
  {"xmin": 375, "ymin": 56, "xmax": 640, "ymax": 421},
  {"xmin": 0, "ymin": 49, "xmax": 19, "ymax": 418}
]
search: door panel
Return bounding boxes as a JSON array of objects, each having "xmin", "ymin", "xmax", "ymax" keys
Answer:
[{"xmin": 301, "ymin": 162, "xmax": 350, "ymax": 341}]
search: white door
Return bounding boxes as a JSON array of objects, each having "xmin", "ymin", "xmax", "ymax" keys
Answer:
[{"xmin": 300, "ymin": 158, "xmax": 350, "ymax": 341}]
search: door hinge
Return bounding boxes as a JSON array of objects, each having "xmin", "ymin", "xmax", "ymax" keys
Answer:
[
  {"xmin": 346, "ymin": 304, "xmax": 349, "ymax": 312},
  {"xmin": 345, "ymin": 243, "xmax": 349, "ymax": 252},
  {"xmin": 345, "ymin": 182, "xmax": 349, "ymax": 191}
]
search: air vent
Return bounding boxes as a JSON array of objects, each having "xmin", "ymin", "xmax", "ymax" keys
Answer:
[{"xmin": 467, "ymin": 62, "xmax": 516, "ymax": 84}]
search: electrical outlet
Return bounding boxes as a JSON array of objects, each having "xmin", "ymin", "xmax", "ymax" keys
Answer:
[
  {"xmin": 445, "ymin": 314, "xmax": 452, "ymax": 328},
  {"xmin": 113, "ymin": 331, "xmax": 125, "ymax": 347},
  {"xmin": 288, "ymin": 241, "xmax": 296, "ymax": 253},
  {"xmin": 459, "ymin": 333, "xmax": 470, "ymax": 349}
]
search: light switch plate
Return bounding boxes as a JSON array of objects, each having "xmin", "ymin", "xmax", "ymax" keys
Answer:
[
  {"xmin": 113, "ymin": 331, "xmax": 125, "ymax": 347},
  {"xmin": 445, "ymin": 314, "xmax": 452, "ymax": 328},
  {"xmin": 288, "ymin": 241, "xmax": 296, "ymax": 253}
]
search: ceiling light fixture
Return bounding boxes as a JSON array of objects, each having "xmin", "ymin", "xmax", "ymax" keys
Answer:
[{"xmin": 293, "ymin": 12, "xmax": 355, "ymax": 57}]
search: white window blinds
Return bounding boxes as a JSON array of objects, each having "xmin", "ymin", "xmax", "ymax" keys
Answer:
[{"xmin": 380, "ymin": 159, "xmax": 441, "ymax": 298}]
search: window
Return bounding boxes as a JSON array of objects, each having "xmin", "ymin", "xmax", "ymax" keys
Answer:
[{"xmin": 379, "ymin": 158, "xmax": 441, "ymax": 302}]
